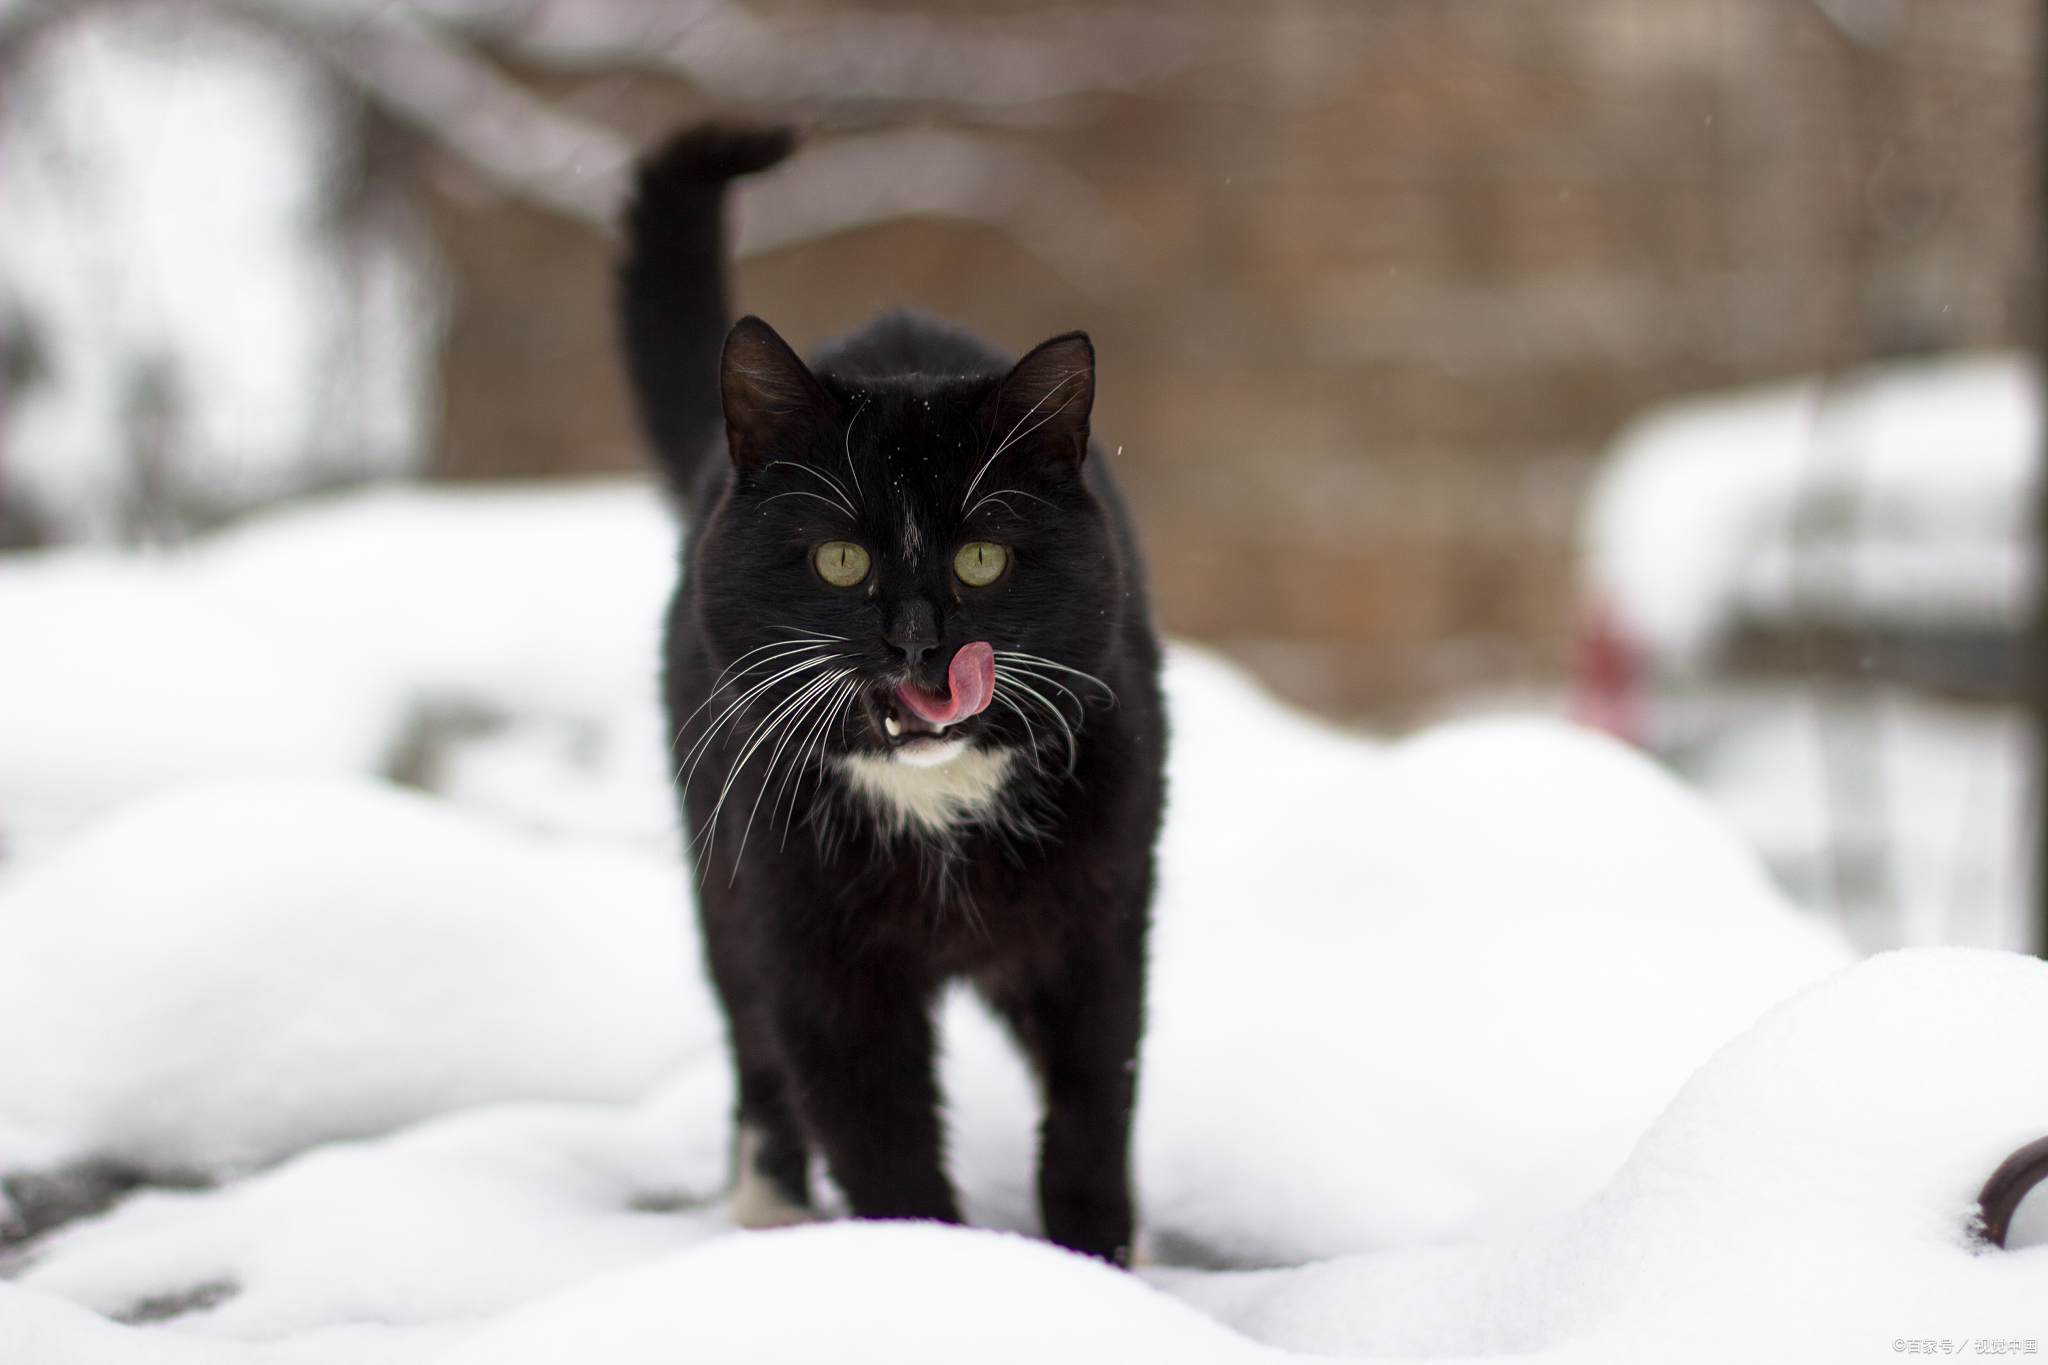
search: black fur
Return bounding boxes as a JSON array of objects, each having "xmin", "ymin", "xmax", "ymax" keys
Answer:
[
  {"xmin": 618, "ymin": 123, "xmax": 797, "ymax": 521},
  {"xmin": 616, "ymin": 125, "xmax": 1165, "ymax": 1264}
]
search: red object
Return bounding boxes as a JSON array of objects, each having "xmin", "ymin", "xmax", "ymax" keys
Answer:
[
  {"xmin": 1572, "ymin": 598, "xmax": 1643, "ymax": 745},
  {"xmin": 895, "ymin": 641, "xmax": 995, "ymax": 725}
]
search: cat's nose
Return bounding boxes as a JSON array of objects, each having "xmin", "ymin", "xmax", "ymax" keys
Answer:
[{"xmin": 885, "ymin": 599, "xmax": 940, "ymax": 667}]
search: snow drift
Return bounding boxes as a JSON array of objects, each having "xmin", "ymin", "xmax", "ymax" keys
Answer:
[{"xmin": 4, "ymin": 480, "xmax": 2035, "ymax": 1364}]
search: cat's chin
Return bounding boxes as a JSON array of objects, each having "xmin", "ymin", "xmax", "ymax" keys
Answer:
[
  {"xmin": 837, "ymin": 743, "xmax": 1017, "ymax": 834},
  {"xmin": 890, "ymin": 735, "xmax": 971, "ymax": 768}
]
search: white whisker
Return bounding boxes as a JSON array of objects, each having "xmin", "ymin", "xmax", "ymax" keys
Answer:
[
  {"xmin": 961, "ymin": 368, "xmax": 1084, "ymax": 510},
  {"xmin": 965, "ymin": 488, "xmax": 1059, "ymax": 521},
  {"xmin": 677, "ymin": 649, "xmax": 843, "ymax": 792},
  {"xmin": 776, "ymin": 676, "xmax": 864, "ymax": 842},
  {"xmin": 731, "ymin": 667, "xmax": 855, "ymax": 872},
  {"xmin": 670, "ymin": 636, "xmax": 848, "ymax": 753},
  {"xmin": 704, "ymin": 661, "xmax": 848, "ymax": 846},
  {"xmin": 990, "ymin": 689, "xmax": 1041, "ymax": 760},
  {"xmin": 996, "ymin": 671, "xmax": 1080, "ymax": 776},
  {"xmin": 1000, "ymin": 651, "xmax": 1117, "ymax": 707},
  {"xmin": 761, "ymin": 489, "xmax": 856, "ymax": 518},
  {"xmin": 996, "ymin": 662, "xmax": 1086, "ymax": 715},
  {"xmin": 842, "ymin": 400, "xmax": 869, "ymax": 503},
  {"xmin": 765, "ymin": 461, "xmax": 858, "ymax": 517}
]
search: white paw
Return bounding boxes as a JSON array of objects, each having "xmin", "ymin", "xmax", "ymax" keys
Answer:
[{"xmin": 727, "ymin": 1124, "xmax": 817, "ymax": 1230}]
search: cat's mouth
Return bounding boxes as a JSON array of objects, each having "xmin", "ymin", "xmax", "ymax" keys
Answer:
[
  {"xmin": 862, "ymin": 690, "xmax": 975, "ymax": 767},
  {"xmin": 879, "ymin": 699, "xmax": 953, "ymax": 740},
  {"xmin": 864, "ymin": 642, "xmax": 995, "ymax": 759}
]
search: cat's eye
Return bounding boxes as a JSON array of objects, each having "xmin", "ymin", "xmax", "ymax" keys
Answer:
[
  {"xmin": 814, "ymin": 541, "xmax": 872, "ymax": 587},
  {"xmin": 954, "ymin": 542, "xmax": 1008, "ymax": 586}
]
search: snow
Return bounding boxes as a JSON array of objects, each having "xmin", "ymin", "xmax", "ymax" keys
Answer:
[
  {"xmin": 14, "ymin": 953, "xmax": 2048, "ymax": 1362},
  {"xmin": 0, "ymin": 479, "xmax": 676, "ymax": 862},
  {"xmin": 1165, "ymin": 949, "xmax": 2048, "ymax": 1361},
  {"xmin": 0, "ymin": 776, "xmax": 707, "ymax": 1177},
  {"xmin": 433, "ymin": 1224, "xmax": 1298, "ymax": 1365},
  {"xmin": 4, "ymin": 480, "xmax": 2044, "ymax": 1362},
  {"xmin": 9, "ymin": 1073, "xmax": 733, "ymax": 1354},
  {"xmin": 1130, "ymin": 668, "xmax": 1849, "ymax": 1265}
]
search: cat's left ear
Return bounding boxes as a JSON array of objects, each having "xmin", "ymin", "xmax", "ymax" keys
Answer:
[
  {"xmin": 722, "ymin": 315, "xmax": 837, "ymax": 468},
  {"xmin": 993, "ymin": 332, "xmax": 1094, "ymax": 465}
]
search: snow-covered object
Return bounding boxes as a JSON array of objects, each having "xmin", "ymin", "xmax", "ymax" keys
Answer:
[
  {"xmin": 0, "ymin": 480, "xmax": 677, "ymax": 859},
  {"xmin": 0, "ymin": 4, "xmax": 440, "ymax": 543},
  {"xmin": 1167, "ymin": 949, "xmax": 2048, "ymax": 1361},
  {"xmin": 1581, "ymin": 352, "xmax": 2038, "ymax": 674},
  {"xmin": 1575, "ymin": 355, "xmax": 2039, "ymax": 957},
  {"xmin": 0, "ymin": 775, "xmax": 707, "ymax": 1175}
]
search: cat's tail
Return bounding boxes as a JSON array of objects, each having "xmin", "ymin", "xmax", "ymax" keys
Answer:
[{"xmin": 617, "ymin": 123, "xmax": 796, "ymax": 519}]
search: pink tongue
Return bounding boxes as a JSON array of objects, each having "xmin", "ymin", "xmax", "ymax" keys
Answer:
[{"xmin": 895, "ymin": 641, "xmax": 995, "ymax": 726}]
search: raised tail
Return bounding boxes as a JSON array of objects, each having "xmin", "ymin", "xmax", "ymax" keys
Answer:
[{"xmin": 617, "ymin": 123, "xmax": 796, "ymax": 520}]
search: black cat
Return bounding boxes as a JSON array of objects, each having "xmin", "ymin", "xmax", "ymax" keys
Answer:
[{"xmin": 617, "ymin": 125, "xmax": 1164, "ymax": 1265}]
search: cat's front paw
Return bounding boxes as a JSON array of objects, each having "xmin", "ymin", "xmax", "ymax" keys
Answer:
[
  {"xmin": 727, "ymin": 1123, "xmax": 818, "ymax": 1229},
  {"xmin": 727, "ymin": 1179, "xmax": 818, "ymax": 1229}
]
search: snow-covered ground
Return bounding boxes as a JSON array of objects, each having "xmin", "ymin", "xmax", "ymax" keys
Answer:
[{"xmin": 3, "ymin": 481, "xmax": 2045, "ymax": 1362}]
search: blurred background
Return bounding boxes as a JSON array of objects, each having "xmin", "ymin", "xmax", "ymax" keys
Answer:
[{"xmin": 0, "ymin": 0, "xmax": 2038, "ymax": 952}]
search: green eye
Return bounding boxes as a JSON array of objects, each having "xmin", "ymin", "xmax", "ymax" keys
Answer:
[
  {"xmin": 953, "ymin": 542, "xmax": 1008, "ymax": 586},
  {"xmin": 814, "ymin": 541, "xmax": 871, "ymax": 587}
]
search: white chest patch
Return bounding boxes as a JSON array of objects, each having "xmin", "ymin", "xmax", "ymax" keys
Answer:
[{"xmin": 839, "ymin": 744, "xmax": 1016, "ymax": 834}]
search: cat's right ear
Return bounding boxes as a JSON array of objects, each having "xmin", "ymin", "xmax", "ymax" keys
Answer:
[
  {"xmin": 721, "ymin": 316, "xmax": 835, "ymax": 468},
  {"xmin": 993, "ymin": 331, "xmax": 1094, "ymax": 466}
]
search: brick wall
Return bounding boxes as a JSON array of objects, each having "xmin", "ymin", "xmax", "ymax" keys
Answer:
[{"xmin": 415, "ymin": 0, "xmax": 2039, "ymax": 725}]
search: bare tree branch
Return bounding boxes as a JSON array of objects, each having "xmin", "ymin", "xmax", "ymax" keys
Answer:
[
  {"xmin": 253, "ymin": 2, "xmax": 1158, "ymax": 297},
  {"xmin": 236, "ymin": 1, "xmax": 634, "ymax": 223},
  {"xmin": 8, "ymin": 0, "xmax": 1162, "ymax": 296},
  {"xmin": 735, "ymin": 128, "xmax": 1152, "ymax": 303},
  {"xmin": 560, "ymin": 1, "xmax": 1197, "ymax": 107},
  {"xmin": 360, "ymin": 0, "xmax": 1204, "ymax": 108}
]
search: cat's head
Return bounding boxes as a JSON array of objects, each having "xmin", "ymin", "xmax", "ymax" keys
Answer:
[{"xmin": 688, "ymin": 314, "xmax": 1123, "ymax": 786}]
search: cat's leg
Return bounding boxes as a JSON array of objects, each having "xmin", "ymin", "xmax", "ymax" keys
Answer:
[
  {"xmin": 986, "ymin": 921, "xmax": 1145, "ymax": 1265},
  {"xmin": 727, "ymin": 1042, "xmax": 815, "ymax": 1228},
  {"xmin": 769, "ymin": 951, "xmax": 961, "ymax": 1224},
  {"xmin": 699, "ymin": 890, "xmax": 815, "ymax": 1227}
]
